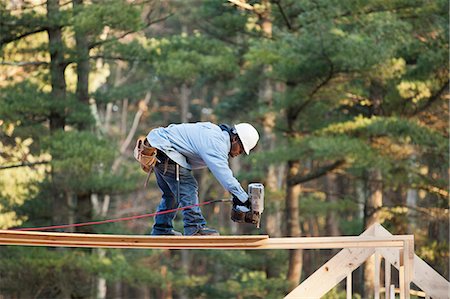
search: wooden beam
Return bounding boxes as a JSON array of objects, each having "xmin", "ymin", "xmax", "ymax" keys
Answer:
[
  {"xmin": 0, "ymin": 231, "xmax": 268, "ymax": 249},
  {"xmin": 285, "ymin": 225, "xmax": 376, "ymax": 298},
  {"xmin": 385, "ymin": 259, "xmax": 391, "ymax": 299},
  {"xmin": 373, "ymin": 224, "xmax": 450, "ymax": 299},
  {"xmin": 375, "ymin": 252, "xmax": 381, "ymax": 299},
  {"xmin": 0, "ymin": 230, "xmax": 411, "ymax": 250},
  {"xmin": 346, "ymin": 274, "xmax": 352, "ymax": 299},
  {"xmin": 400, "ymin": 247, "xmax": 406, "ymax": 299}
]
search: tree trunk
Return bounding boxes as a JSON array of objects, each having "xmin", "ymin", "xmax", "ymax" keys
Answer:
[
  {"xmin": 47, "ymin": 0, "xmax": 68, "ymax": 228},
  {"xmin": 73, "ymin": 0, "xmax": 92, "ymax": 232},
  {"xmin": 259, "ymin": 0, "xmax": 275, "ymax": 191},
  {"xmin": 74, "ymin": 0, "xmax": 90, "ymax": 106},
  {"xmin": 180, "ymin": 83, "xmax": 191, "ymax": 123},
  {"xmin": 121, "ymin": 98, "xmax": 129, "ymax": 137},
  {"xmin": 47, "ymin": 0, "xmax": 66, "ymax": 132},
  {"xmin": 72, "ymin": 3, "xmax": 96, "ymax": 297},
  {"xmin": 363, "ymin": 169, "xmax": 383, "ymax": 296},
  {"xmin": 161, "ymin": 250, "xmax": 173, "ymax": 299},
  {"xmin": 258, "ymin": 0, "xmax": 284, "ymax": 241},
  {"xmin": 362, "ymin": 78, "xmax": 385, "ymax": 297},
  {"xmin": 325, "ymin": 172, "xmax": 341, "ymax": 237},
  {"xmin": 286, "ymin": 160, "xmax": 303, "ymax": 290},
  {"xmin": 406, "ymin": 155, "xmax": 418, "ymax": 234}
]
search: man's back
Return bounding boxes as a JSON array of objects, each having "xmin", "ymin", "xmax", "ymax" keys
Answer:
[{"xmin": 148, "ymin": 122, "xmax": 230, "ymax": 170}]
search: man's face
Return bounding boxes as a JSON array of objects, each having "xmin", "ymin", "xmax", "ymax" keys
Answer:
[{"xmin": 229, "ymin": 135, "xmax": 245, "ymax": 158}]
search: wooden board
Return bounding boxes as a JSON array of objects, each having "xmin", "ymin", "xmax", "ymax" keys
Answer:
[
  {"xmin": 0, "ymin": 230, "xmax": 269, "ymax": 249},
  {"xmin": 0, "ymin": 230, "xmax": 411, "ymax": 250}
]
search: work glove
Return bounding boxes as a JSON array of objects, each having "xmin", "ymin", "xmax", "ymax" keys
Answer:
[
  {"xmin": 232, "ymin": 195, "xmax": 251, "ymax": 210},
  {"xmin": 231, "ymin": 195, "xmax": 251, "ymax": 223}
]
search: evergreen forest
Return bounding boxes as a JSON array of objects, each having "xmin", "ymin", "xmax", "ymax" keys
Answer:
[{"xmin": 0, "ymin": 0, "xmax": 448, "ymax": 298}]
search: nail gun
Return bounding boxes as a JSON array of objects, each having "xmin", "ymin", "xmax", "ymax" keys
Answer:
[{"xmin": 231, "ymin": 183, "xmax": 265, "ymax": 228}]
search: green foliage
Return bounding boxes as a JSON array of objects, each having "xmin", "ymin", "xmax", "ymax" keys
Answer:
[
  {"xmin": 198, "ymin": 273, "xmax": 288, "ymax": 299},
  {"xmin": 0, "ymin": 246, "xmax": 166, "ymax": 297},
  {"xmin": 300, "ymin": 194, "xmax": 359, "ymax": 217},
  {"xmin": 0, "ymin": 81, "xmax": 95, "ymax": 138},
  {"xmin": 0, "ymin": 3, "xmax": 48, "ymax": 50},
  {"xmin": 196, "ymin": 1, "xmax": 248, "ymax": 38},
  {"xmin": 184, "ymin": 250, "xmax": 289, "ymax": 299},
  {"xmin": 216, "ymin": 66, "xmax": 263, "ymax": 119},
  {"xmin": 0, "ymin": 246, "xmax": 92, "ymax": 297},
  {"xmin": 151, "ymin": 34, "xmax": 239, "ymax": 84},
  {"xmin": 0, "ymin": 81, "xmax": 51, "ymax": 127},
  {"xmin": 93, "ymin": 80, "xmax": 151, "ymax": 104},
  {"xmin": 41, "ymin": 131, "xmax": 126, "ymax": 194},
  {"xmin": 103, "ymin": 38, "xmax": 151, "ymax": 62},
  {"xmin": 72, "ymin": 0, "xmax": 142, "ymax": 35},
  {"xmin": 263, "ymin": 135, "xmax": 373, "ymax": 167},
  {"xmin": 322, "ymin": 116, "xmax": 448, "ymax": 158}
]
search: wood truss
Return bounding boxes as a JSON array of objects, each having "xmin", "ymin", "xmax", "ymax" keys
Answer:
[{"xmin": 1, "ymin": 224, "xmax": 448, "ymax": 298}]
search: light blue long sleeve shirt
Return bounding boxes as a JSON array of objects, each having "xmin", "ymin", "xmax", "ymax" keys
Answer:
[{"xmin": 147, "ymin": 122, "xmax": 248, "ymax": 203}]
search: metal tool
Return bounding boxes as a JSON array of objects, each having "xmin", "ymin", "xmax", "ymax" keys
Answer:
[
  {"xmin": 230, "ymin": 183, "xmax": 265, "ymax": 228},
  {"xmin": 246, "ymin": 183, "xmax": 265, "ymax": 228}
]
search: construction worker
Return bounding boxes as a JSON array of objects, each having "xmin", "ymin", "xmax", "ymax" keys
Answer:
[{"xmin": 143, "ymin": 122, "xmax": 259, "ymax": 236}]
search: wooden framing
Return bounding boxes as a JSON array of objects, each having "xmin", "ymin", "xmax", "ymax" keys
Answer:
[
  {"xmin": 290, "ymin": 223, "xmax": 449, "ymax": 299},
  {"xmin": 374, "ymin": 224, "xmax": 450, "ymax": 299},
  {"xmin": 0, "ymin": 228, "xmax": 416, "ymax": 298}
]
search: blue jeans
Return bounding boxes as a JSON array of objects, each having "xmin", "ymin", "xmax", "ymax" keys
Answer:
[{"xmin": 151, "ymin": 161, "xmax": 207, "ymax": 235}]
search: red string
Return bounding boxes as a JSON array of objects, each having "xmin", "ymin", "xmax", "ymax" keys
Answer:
[{"xmin": 13, "ymin": 200, "xmax": 221, "ymax": 232}]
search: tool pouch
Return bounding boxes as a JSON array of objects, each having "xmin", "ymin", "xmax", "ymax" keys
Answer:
[{"xmin": 133, "ymin": 136, "xmax": 158, "ymax": 173}]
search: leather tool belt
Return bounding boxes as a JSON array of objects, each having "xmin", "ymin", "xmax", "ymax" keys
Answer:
[{"xmin": 133, "ymin": 136, "xmax": 158, "ymax": 173}]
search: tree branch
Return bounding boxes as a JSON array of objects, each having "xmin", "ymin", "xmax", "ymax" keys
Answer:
[
  {"xmin": 0, "ymin": 27, "xmax": 48, "ymax": 46},
  {"xmin": 88, "ymin": 29, "xmax": 136, "ymax": 50},
  {"xmin": 272, "ymin": 0, "xmax": 293, "ymax": 30},
  {"xmin": 288, "ymin": 160, "xmax": 345, "ymax": 186},
  {"xmin": 88, "ymin": 13, "xmax": 173, "ymax": 50},
  {"xmin": 288, "ymin": 58, "xmax": 334, "ymax": 124},
  {"xmin": 411, "ymin": 79, "xmax": 449, "ymax": 116},
  {"xmin": 0, "ymin": 61, "xmax": 49, "ymax": 67},
  {"xmin": 287, "ymin": 23, "xmax": 335, "ymax": 126},
  {"xmin": 382, "ymin": 205, "xmax": 449, "ymax": 220},
  {"xmin": 88, "ymin": 55, "xmax": 146, "ymax": 62},
  {"xmin": 195, "ymin": 22, "xmax": 242, "ymax": 47},
  {"xmin": 111, "ymin": 91, "xmax": 152, "ymax": 173},
  {"xmin": 0, "ymin": 161, "xmax": 50, "ymax": 170}
]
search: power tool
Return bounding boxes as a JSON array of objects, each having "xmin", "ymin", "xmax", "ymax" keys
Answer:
[{"xmin": 231, "ymin": 183, "xmax": 265, "ymax": 228}]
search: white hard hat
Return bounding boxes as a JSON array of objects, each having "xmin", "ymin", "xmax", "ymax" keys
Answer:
[{"xmin": 234, "ymin": 123, "xmax": 259, "ymax": 154}]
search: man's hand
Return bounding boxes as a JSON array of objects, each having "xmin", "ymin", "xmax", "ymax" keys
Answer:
[
  {"xmin": 231, "ymin": 195, "xmax": 251, "ymax": 223},
  {"xmin": 232, "ymin": 195, "xmax": 251, "ymax": 210}
]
